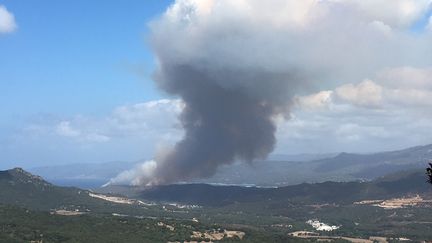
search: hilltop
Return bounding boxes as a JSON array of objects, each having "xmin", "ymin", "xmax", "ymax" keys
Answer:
[{"xmin": 0, "ymin": 167, "xmax": 92, "ymax": 210}]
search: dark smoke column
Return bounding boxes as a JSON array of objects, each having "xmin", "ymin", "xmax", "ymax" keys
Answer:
[
  {"xmin": 150, "ymin": 66, "xmax": 282, "ymax": 184},
  {"xmin": 142, "ymin": 0, "xmax": 306, "ymax": 185}
]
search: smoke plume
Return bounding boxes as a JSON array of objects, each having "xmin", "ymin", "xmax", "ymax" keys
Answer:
[{"xmin": 108, "ymin": 0, "xmax": 432, "ymax": 186}]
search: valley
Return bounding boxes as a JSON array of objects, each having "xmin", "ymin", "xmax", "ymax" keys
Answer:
[{"xmin": 1, "ymin": 164, "xmax": 432, "ymax": 242}]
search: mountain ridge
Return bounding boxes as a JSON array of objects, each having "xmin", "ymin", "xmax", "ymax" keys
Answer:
[{"xmin": 26, "ymin": 143, "xmax": 432, "ymax": 188}]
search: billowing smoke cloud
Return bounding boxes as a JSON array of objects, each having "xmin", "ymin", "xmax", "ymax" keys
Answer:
[
  {"xmin": 108, "ymin": 0, "xmax": 432, "ymax": 186},
  {"xmin": 148, "ymin": 69, "xmax": 295, "ymax": 184}
]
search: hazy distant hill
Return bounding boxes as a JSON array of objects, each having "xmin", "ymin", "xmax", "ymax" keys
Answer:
[
  {"xmin": 98, "ymin": 169, "xmax": 431, "ymax": 206},
  {"xmin": 267, "ymin": 153, "xmax": 337, "ymax": 162},
  {"xmin": 28, "ymin": 144, "xmax": 432, "ymax": 188},
  {"xmin": 312, "ymin": 144, "xmax": 432, "ymax": 178},
  {"xmin": 29, "ymin": 161, "xmax": 137, "ymax": 189},
  {"xmin": 193, "ymin": 144, "xmax": 432, "ymax": 186}
]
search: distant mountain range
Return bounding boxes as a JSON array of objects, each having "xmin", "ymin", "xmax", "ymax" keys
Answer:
[
  {"xmin": 28, "ymin": 143, "xmax": 432, "ymax": 188},
  {"xmin": 191, "ymin": 144, "xmax": 432, "ymax": 186},
  {"xmin": 98, "ymin": 169, "xmax": 432, "ymax": 206},
  {"xmin": 29, "ymin": 161, "xmax": 137, "ymax": 189},
  {"xmin": 267, "ymin": 153, "xmax": 338, "ymax": 162}
]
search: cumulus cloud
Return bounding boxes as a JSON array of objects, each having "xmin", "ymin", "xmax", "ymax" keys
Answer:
[
  {"xmin": 26, "ymin": 99, "xmax": 183, "ymax": 145},
  {"xmin": 297, "ymin": 66, "xmax": 432, "ymax": 109},
  {"xmin": 428, "ymin": 15, "xmax": 432, "ymax": 30},
  {"xmin": 55, "ymin": 121, "xmax": 81, "ymax": 138},
  {"xmin": 0, "ymin": 5, "xmax": 17, "ymax": 34},
  {"xmin": 334, "ymin": 80, "xmax": 383, "ymax": 108},
  {"xmin": 2, "ymin": 99, "xmax": 184, "ymax": 166},
  {"xmin": 377, "ymin": 66, "xmax": 432, "ymax": 89},
  {"xmin": 109, "ymin": 99, "xmax": 184, "ymax": 135},
  {"xmin": 55, "ymin": 121, "xmax": 110, "ymax": 143},
  {"xmin": 333, "ymin": 0, "xmax": 432, "ymax": 28},
  {"xmin": 282, "ymin": 65, "xmax": 432, "ymax": 153},
  {"xmin": 295, "ymin": 91, "xmax": 333, "ymax": 110}
]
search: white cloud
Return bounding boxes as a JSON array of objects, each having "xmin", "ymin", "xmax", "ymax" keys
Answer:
[
  {"xmin": 56, "ymin": 121, "xmax": 81, "ymax": 137},
  {"xmin": 0, "ymin": 5, "xmax": 17, "ymax": 34},
  {"xmin": 109, "ymin": 99, "xmax": 183, "ymax": 133},
  {"xmin": 166, "ymin": 0, "xmax": 431, "ymax": 29},
  {"xmin": 296, "ymin": 66, "xmax": 432, "ymax": 109},
  {"xmin": 428, "ymin": 15, "xmax": 432, "ymax": 30},
  {"xmin": 386, "ymin": 88, "xmax": 432, "ymax": 107},
  {"xmin": 334, "ymin": 80, "xmax": 383, "ymax": 108},
  {"xmin": 27, "ymin": 99, "xmax": 183, "ymax": 146},
  {"xmin": 377, "ymin": 66, "xmax": 432, "ymax": 89},
  {"xmin": 332, "ymin": 0, "xmax": 432, "ymax": 28},
  {"xmin": 369, "ymin": 21, "xmax": 392, "ymax": 36},
  {"xmin": 295, "ymin": 91, "xmax": 333, "ymax": 110},
  {"xmin": 279, "ymin": 66, "xmax": 432, "ymax": 153},
  {"xmin": 55, "ymin": 121, "xmax": 110, "ymax": 143},
  {"xmin": 376, "ymin": 67, "xmax": 432, "ymax": 107}
]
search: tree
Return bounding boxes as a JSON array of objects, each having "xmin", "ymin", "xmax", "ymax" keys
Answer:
[{"xmin": 426, "ymin": 163, "xmax": 432, "ymax": 184}]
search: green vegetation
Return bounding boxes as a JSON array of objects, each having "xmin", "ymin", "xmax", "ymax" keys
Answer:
[
  {"xmin": 1, "ymin": 167, "xmax": 432, "ymax": 242},
  {"xmin": 0, "ymin": 204, "xmax": 194, "ymax": 243},
  {"xmin": 0, "ymin": 205, "xmax": 318, "ymax": 243}
]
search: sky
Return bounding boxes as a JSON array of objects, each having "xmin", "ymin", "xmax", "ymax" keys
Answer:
[
  {"xmin": 0, "ymin": 0, "xmax": 173, "ymax": 168},
  {"xmin": 1, "ymin": 0, "xmax": 432, "ymax": 170}
]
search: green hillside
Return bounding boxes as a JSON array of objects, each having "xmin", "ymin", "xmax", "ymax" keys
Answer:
[
  {"xmin": 0, "ymin": 168, "xmax": 94, "ymax": 210},
  {"xmin": 0, "ymin": 168, "xmax": 161, "ymax": 217},
  {"xmin": 2, "ymin": 167, "xmax": 432, "ymax": 241}
]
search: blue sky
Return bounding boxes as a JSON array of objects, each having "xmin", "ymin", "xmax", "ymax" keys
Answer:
[
  {"xmin": 0, "ymin": 1, "xmax": 176, "ymax": 168},
  {"xmin": 0, "ymin": 0, "xmax": 172, "ymax": 119}
]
